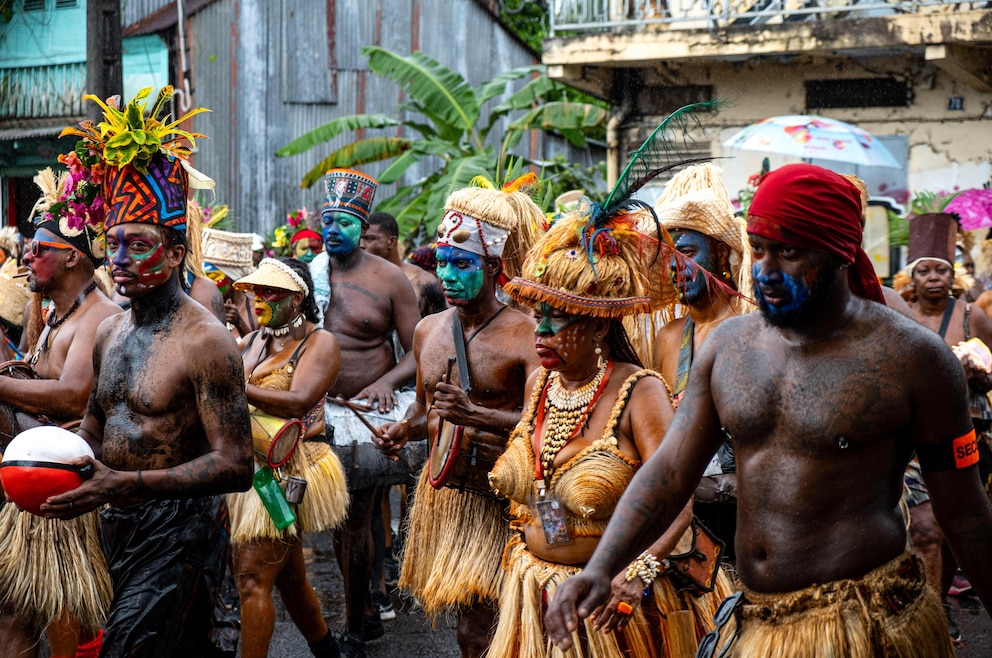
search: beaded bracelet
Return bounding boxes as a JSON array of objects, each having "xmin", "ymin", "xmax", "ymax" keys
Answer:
[{"xmin": 624, "ymin": 550, "xmax": 661, "ymax": 588}]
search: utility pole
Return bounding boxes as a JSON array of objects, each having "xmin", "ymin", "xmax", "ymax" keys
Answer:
[{"xmin": 86, "ymin": 0, "xmax": 123, "ymax": 123}]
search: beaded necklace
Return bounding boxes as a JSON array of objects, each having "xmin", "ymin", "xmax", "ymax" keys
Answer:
[
  {"xmin": 47, "ymin": 281, "xmax": 98, "ymax": 330},
  {"xmin": 535, "ymin": 359, "xmax": 613, "ymax": 487}
]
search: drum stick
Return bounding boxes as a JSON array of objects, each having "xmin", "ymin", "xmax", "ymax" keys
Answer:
[
  {"xmin": 327, "ymin": 397, "xmax": 376, "ymax": 413},
  {"xmin": 333, "ymin": 396, "xmax": 387, "ymax": 440}
]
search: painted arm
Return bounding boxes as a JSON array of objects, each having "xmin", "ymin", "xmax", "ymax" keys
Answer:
[{"xmin": 915, "ymin": 333, "xmax": 992, "ymax": 615}]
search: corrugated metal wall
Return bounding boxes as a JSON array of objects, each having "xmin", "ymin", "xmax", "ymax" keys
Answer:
[{"xmin": 144, "ymin": 0, "xmax": 606, "ymax": 235}]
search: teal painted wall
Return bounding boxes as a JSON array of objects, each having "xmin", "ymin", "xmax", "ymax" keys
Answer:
[{"xmin": 0, "ymin": 1, "xmax": 87, "ymax": 68}]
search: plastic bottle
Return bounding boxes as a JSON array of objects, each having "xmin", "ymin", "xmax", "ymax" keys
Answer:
[{"xmin": 253, "ymin": 464, "xmax": 296, "ymax": 530}]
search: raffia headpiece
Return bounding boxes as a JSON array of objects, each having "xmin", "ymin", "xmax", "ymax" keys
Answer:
[
  {"xmin": 503, "ymin": 206, "xmax": 671, "ymax": 319},
  {"xmin": 505, "ymin": 103, "xmax": 723, "ymax": 319},
  {"xmin": 654, "ymin": 163, "xmax": 753, "ymax": 312},
  {"xmin": 438, "ymin": 174, "xmax": 545, "ymax": 281}
]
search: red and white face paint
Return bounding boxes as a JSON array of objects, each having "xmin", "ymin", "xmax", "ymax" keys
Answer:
[{"xmin": 107, "ymin": 224, "xmax": 173, "ymax": 297}]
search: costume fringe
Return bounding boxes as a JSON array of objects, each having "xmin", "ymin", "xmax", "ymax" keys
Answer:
[
  {"xmin": 186, "ymin": 199, "xmax": 206, "ymax": 278},
  {"xmin": 487, "ymin": 536, "xmax": 733, "ymax": 658},
  {"xmin": 228, "ymin": 442, "xmax": 349, "ymax": 545},
  {"xmin": 723, "ymin": 552, "xmax": 952, "ymax": 658},
  {"xmin": 398, "ymin": 464, "xmax": 512, "ymax": 617},
  {"xmin": 0, "ymin": 504, "xmax": 111, "ymax": 635}
]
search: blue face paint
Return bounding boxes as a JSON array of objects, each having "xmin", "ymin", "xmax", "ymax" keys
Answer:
[
  {"xmin": 753, "ymin": 263, "xmax": 810, "ymax": 319},
  {"xmin": 321, "ymin": 211, "xmax": 362, "ymax": 257},
  {"xmin": 435, "ymin": 245, "xmax": 485, "ymax": 304},
  {"xmin": 671, "ymin": 230, "xmax": 717, "ymax": 304}
]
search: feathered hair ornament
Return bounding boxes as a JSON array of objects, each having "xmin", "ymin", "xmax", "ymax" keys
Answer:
[{"xmin": 506, "ymin": 102, "xmax": 725, "ymax": 319}]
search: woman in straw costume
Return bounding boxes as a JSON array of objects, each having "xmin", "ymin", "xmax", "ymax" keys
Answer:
[
  {"xmin": 486, "ymin": 200, "xmax": 733, "ymax": 658},
  {"xmin": 228, "ymin": 257, "xmax": 349, "ymax": 658}
]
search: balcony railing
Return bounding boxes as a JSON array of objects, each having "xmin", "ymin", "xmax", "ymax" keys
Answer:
[
  {"xmin": 550, "ymin": 0, "xmax": 988, "ymax": 35},
  {"xmin": 0, "ymin": 62, "xmax": 87, "ymax": 120}
]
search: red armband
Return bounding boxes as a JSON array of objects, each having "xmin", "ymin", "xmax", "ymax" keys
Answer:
[{"xmin": 916, "ymin": 428, "xmax": 980, "ymax": 473}]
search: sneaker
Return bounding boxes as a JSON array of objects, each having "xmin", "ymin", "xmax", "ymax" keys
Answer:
[
  {"xmin": 948, "ymin": 572, "xmax": 973, "ymax": 597},
  {"xmin": 943, "ymin": 599, "xmax": 963, "ymax": 644},
  {"xmin": 373, "ymin": 591, "xmax": 397, "ymax": 621},
  {"xmin": 360, "ymin": 613, "xmax": 385, "ymax": 642}
]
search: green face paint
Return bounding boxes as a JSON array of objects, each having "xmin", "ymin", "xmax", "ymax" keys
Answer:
[
  {"xmin": 435, "ymin": 245, "xmax": 485, "ymax": 305},
  {"xmin": 533, "ymin": 303, "xmax": 582, "ymax": 337}
]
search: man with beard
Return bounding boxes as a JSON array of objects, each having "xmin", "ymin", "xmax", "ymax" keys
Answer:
[
  {"xmin": 309, "ymin": 169, "xmax": 421, "ymax": 654},
  {"xmin": 41, "ymin": 114, "xmax": 253, "ymax": 657},
  {"xmin": 0, "ymin": 167, "xmax": 121, "ymax": 658},
  {"xmin": 374, "ymin": 183, "xmax": 541, "ymax": 658},
  {"xmin": 361, "ymin": 211, "xmax": 446, "ymax": 318},
  {"xmin": 547, "ymin": 163, "xmax": 992, "ymax": 657}
]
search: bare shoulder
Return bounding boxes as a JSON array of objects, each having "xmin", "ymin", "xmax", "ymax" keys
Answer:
[
  {"xmin": 80, "ymin": 295, "xmax": 124, "ymax": 331},
  {"xmin": 367, "ymin": 253, "xmax": 413, "ymax": 290},
  {"xmin": 500, "ymin": 304, "xmax": 537, "ymax": 333},
  {"xmin": 416, "ymin": 307, "xmax": 453, "ymax": 338},
  {"xmin": 966, "ymin": 302, "xmax": 992, "ymax": 345},
  {"xmin": 860, "ymin": 299, "xmax": 949, "ymax": 360},
  {"xmin": 177, "ymin": 297, "xmax": 239, "ymax": 356}
]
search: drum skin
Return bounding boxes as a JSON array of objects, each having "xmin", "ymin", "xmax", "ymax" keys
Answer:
[{"xmin": 428, "ymin": 421, "xmax": 504, "ymax": 495}]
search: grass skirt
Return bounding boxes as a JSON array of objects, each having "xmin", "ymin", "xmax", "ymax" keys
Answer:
[
  {"xmin": 487, "ymin": 534, "xmax": 734, "ymax": 658},
  {"xmin": 398, "ymin": 463, "xmax": 513, "ymax": 617},
  {"xmin": 0, "ymin": 502, "xmax": 112, "ymax": 635},
  {"xmin": 227, "ymin": 441, "xmax": 349, "ymax": 545},
  {"xmin": 716, "ymin": 551, "xmax": 953, "ymax": 658}
]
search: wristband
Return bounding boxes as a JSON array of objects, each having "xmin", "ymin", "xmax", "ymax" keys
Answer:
[
  {"xmin": 916, "ymin": 428, "xmax": 979, "ymax": 473},
  {"xmin": 625, "ymin": 551, "xmax": 661, "ymax": 589}
]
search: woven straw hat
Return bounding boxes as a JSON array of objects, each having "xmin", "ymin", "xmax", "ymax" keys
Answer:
[
  {"xmin": 0, "ymin": 259, "xmax": 30, "ymax": 326},
  {"xmin": 201, "ymin": 227, "xmax": 255, "ymax": 280},
  {"xmin": 504, "ymin": 207, "xmax": 675, "ymax": 319},
  {"xmin": 234, "ymin": 258, "xmax": 308, "ymax": 295}
]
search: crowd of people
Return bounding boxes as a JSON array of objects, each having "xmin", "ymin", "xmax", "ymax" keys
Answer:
[{"xmin": 0, "ymin": 89, "xmax": 989, "ymax": 658}]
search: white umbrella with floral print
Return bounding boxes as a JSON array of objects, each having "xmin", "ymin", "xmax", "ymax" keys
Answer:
[{"xmin": 723, "ymin": 115, "xmax": 901, "ymax": 168}]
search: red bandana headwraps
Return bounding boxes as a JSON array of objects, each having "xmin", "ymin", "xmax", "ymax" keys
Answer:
[{"xmin": 747, "ymin": 163, "xmax": 884, "ymax": 304}]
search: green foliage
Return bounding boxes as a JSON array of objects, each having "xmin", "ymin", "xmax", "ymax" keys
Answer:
[
  {"xmin": 498, "ymin": 1, "xmax": 548, "ymax": 54},
  {"xmin": 276, "ymin": 48, "xmax": 607, "ymax": 240},
  {"xmin": 909, "ymin": 190, "xmax": 961, "ymax": 215}
]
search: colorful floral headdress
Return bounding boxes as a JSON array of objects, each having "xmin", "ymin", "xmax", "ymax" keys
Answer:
[
  {"xmin": 60, "ymin": 87, "xmax": 213, "ymax": 232},
  {"xmin": 29, "ymin": 159, "xmax": 107, "ymax": 264}
]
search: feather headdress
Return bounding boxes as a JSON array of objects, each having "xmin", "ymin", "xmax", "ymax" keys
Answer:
[{"xmin": 505, "ymin": 102, "xmax": 724, "ymax": 319}]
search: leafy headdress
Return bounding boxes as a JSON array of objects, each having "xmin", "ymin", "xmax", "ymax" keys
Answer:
[{"xmin": 61, "ymin": 86, "xmax": 213, "ymax": 232}]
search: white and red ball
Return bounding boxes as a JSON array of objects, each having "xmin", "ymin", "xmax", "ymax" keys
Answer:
[{"xmin": 0, "ymin": 426, "xmax": 93, "ymax": 516}]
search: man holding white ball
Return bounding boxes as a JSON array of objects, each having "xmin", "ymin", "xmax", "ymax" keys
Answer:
[{"xmin": 38, "ymin": 94, "xmax": 253, "ymax": 658}]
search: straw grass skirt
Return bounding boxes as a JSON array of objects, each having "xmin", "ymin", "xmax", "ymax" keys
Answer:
[
  {"xmin": 713, "ymin": 551, "xmax": 953, "ymax": 658},
  {"xmin": 0, "ymin": 502, "xmax": 112, "ymax": 635},
  {"xmin": 399, "ymin": 464, "xmax": 513, "ymax": 616},
  {"xmin": 227, "ymin": 441, "xmax": 349, "ymax": 545},
  {"xmin": 487, "ymin": 534, "xmax": 733, "ymax": 658}
]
